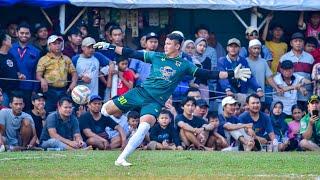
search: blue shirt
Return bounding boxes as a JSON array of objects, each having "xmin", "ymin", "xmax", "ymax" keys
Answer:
[
  {"xmin": 238, "ymin": 111, "xmax": 274, "ymax": 137},
  {"xmin": 217, "ymin": 114, "xmax": 239, "ymax": 137},
  {"xmin": 72, "ymin": 52, "xmax": 110, "ymax": 67},
  {"xmin": 239, "ymin": 45, "xmax": 273, "ymax": 61},
  {"xmin": 9, "ymin": 42, "xmax": 40, "ymax": 91}
]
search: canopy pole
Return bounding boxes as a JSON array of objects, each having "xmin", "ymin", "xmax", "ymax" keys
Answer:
[
  {"xmin": 40, "ymin": 8, "xmax": 53, "ymax": 26},
  {"xmin": 59, "ymin": 5, "xmax": 66, "ymax": 34},
  {"xmin": 232, "ymin": 10, "xmax": 248, "ymax": 29},
  {"xmin": 63, "ymin": 7, "xmax": 87, "ymax": 35}
]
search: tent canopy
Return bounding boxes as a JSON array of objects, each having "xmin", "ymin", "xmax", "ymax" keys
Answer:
[{"xmin": 0, "ymin": 0, "xmax": 69, "ymax": 8}]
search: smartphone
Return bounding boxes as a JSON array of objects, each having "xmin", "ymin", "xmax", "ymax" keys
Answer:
[{"xmin": 312, "ymin": 110, "xmax": 319, "ymax": 116}]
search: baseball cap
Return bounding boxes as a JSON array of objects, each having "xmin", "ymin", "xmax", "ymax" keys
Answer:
[
  {"xmin": 34, "ymin": 23, "xmax": 47, "ymax": 33},
  {"xmin": 47, "ymin": 35, "xmax": 64, "ymax": 45},
  {"xmin": 280, "ymin": 60, "xmax": 293, "ymax": 69},
  {"xmin": 245, "ymin": 26, "xmax": 259, "ymax": 35},
  {"xmin": 249, "ymin": 39, "xmax": 262, "ymax": 48},
  {"xmin": 31, "ymin": 93, "xmax": 46, "ymax": 101},
  {"xmin": 89, "ymin": 95, "xmax": 102, "ymax": 103},
  {"xmin": 196, "ymin": 99, "xmax": 209, "ymax": 107},
  {"xmin": 222, "ymin": 96, "xmax": 237, "ymax": 107},
  {"xmin": 145, "ymin": 32, "xmax": 158, "ymax": 41},
  {"xmin": 227, "ymin": 38, "xmax": 241, "ymax": 47},
  {"xmin": 82, "ymin": 37, "xmax": 96, "ymax": 47},
  {"xmin": 308, "ymin": 95, "xmax": 320, "ymax": 104},
  {"xmin": 291, "ymin": 32, "xmax": 304, "ymax": 41}
]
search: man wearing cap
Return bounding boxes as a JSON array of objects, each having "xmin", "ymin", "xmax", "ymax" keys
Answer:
[
  {"xmin": 32, "ymin": 23, "xmax": 48, "ymax": 56},
  {"xmin": 28, "ymin": 93, "xmax": 46, "ymax": 142},
  {"xmin": 73, "ymin": 37, "xmax": 100, "ymax": 96},
  {"xmin": 63, "ymin": 28, "xmax": 83, "ymax": 58},
  {"xmin": 79, "ymin": 95, "xmax": 127, "ymax": 150},
  {"xmin": 218, "ymin": 96, "xmax": 254, "ymax": 151},
  {"xmin": 217, "ymin": 38, "xmax": 262, "ymax": 101},
  {"xmin": 193, "ymin": 99, "xmax": 209, "ymax": 120},
  {"xmin": 246, "ymin": 39, "xmax": 283, "ymax": 103},
  {"xmin": 239, "ymin": 26, "xmax": 273, "ymax": 62},
  {"xmin": 280, "ymin": 32, "xmax": 314, "ymax": 108},
  {"xmin": 299, "ymin": 95, "xmax": 320, "ymax": 151},
  {"xmin": 273, "ymin": 60, "xmax": 311, "ymax": 116},
  {"xmin": 36, "ymin": 35, "xmax": 78, "ymax": 113}
]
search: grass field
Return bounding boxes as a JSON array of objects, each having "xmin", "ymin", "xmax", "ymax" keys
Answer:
[{"xmin": 0, "ymin": 150, "xmax": 319, "ymax": 179}]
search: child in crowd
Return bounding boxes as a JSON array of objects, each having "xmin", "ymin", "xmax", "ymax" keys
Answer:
[
  {"xmin": 298, "ymin": 11, "xmax": 320, "ymax": 41},
  {"xmin": 270, "ymin": 101, "xmax": 289, "ymax": 151},
  {"xmin": 147, "ymin": 110, "xmax": 183, "ymax": 150},
  {"xmin": 206, "ymin": 112, "xmax": 228, "ymax": 150},
  {"xmin": 127, "ymin": 111, "xmax": 140, "ymax": 139},
  {"xmin": 287, "ymin": 104, "xmax": 304, "ymax": 150},
  {"xmin": 312, "ymin": 59, "xmax": 320, "ymax": 96}
]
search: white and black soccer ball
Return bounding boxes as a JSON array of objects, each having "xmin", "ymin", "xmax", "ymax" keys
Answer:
[{"xmin": 71, "ymin": 85, "xmax": 91, "ymax": 105}]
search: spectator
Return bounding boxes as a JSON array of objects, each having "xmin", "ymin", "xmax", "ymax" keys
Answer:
[
  {"xmin": 273, "ymin": 60, "xmax": 310, "ymax": 116},
  {"xmin": 304, "ymin": 37, "xmax": 318, "ymax": 54},
  {"xmin": 147, "ymin": 109, "xmax": 182, "ymax": 150},
  {"xmin": 163, "ymin": 96, "xmax": 178, "ymax": 120},
  {"xmin": 63, "ymin": 28, "xmax": 83, "ymax": 58},
  {"xmin": 79, "ymin": 24, "xmax": 89, "ymax": 39},
  {"xmin": 269, "ymin": 101, "xmax": 289, "ymax": 151},
  {"xmin": 311, "ymin": 57, "xmax": 320, "ymax": 96},
  {"xmin": 0, "ymin": 89, "xmax": 6, "ymax": 110},
  {"xmin": 186, "ymin": 87, "xmax": 201, "ymax": 100},
  {"xmin": 100, "ymin": 26, "xmax": 123, "ymax": 61},
  {"xmin": 0, "ymin": 31, "xmax": 25, "ymax": 107},
  {"xmin": 181, "ymin": 40, "xmax": 195, "ymax": 58},
  {"xmin": 239, "ymin": 26, "xmax": 273, "ymax": 62},
  {"xmin": 287, "ymin": 104, "xmax": 304, "ymax": 150},
  {"xmin": 299, "ymin": 95, "xmax": 320, "ymax": 151},
  {"xmin": 79, "ymin": 95, "xmax": 126, "ymax": 150},
  {"xmin": 246, "ymin": 39, "xmax": 282, "ymax": 103},
  {"xmin": 238, "ymin": 94, "xmax": 276, "ymax": 147},
  {"xmin": 40, "ymin": 97, "xmax": 88, "ymax": 150},
  {"xmin": 74, "ymin": 37, "xmax": 100, "ymax": 96},
  {"xmin": 6, "ymin": 22, "xmax": 18, "ymax": 43},
  {"xmin": 298, "ymin": 11, "xmax": 320, "ymax": 42},
  {"xmin": 9, "ymin": 22, "xmax": 40, "ymax": 111},
  {"xmin": 280, "ymin": 32, "xmax": 314, "ymax": 108},
  {"xmin": 103, "ymin": 22, "xmax": 119, "ymax": 43},
  {"xmin": 262, "ymin": 14, "xmax": 288, "ymax": 74},
  {"xmin": 28, "ymin": 93, "xmax": 47, "ymax": 143},
  {"xmin": 127, "ymin": 111, "xmax": 140, "ymax": 139},
  {"xmin": 139, "ymin": 35, "xmax": 146, "ymax": 49},
  {"xmin": 0, "ymin": 94, "xmax": 38, "ymax": 151},
  {"xmin": 176, "ymin": 97, "xmax": 213, "ymax": 150},
  {"xmin": 207, "ymin": 32, "xmax": 226, "ymax": 60},
  {"xmin": 33, "ymin": 23, "xmax": 49, "ymax": 56},
  {"xmin": 193, "ymin": 99, "xmax": 209, "ymax": 121},
  {"xmin": 205, "ymin": 112, "xmax": 228, "ymax": 150},
  {"xmin": 217, "ymin": 38, "xmax": 263, "ymax": 98},
  {"xmin": 36, "ymin": 35, "xmax": 78, "ymax": 113},
  {"xmin": 218, "ymin": 96, "xmax": 254, "ymax": 151},
  {"xmin": 234, "ymin": 102, "xmax": 242, "ymax": 117}
]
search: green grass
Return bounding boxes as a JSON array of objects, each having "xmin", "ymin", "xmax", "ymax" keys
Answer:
[{"xmin": 0, "ymin": 151, "xmax": 319, "ymax": 179}]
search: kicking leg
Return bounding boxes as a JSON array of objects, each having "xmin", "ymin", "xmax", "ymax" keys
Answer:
[{"xmin": 101, "ymin": 100, "xmax": 122, "ymax": 116}]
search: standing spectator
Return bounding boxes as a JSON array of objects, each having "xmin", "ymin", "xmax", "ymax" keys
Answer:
[
  {"xmin": 181, "ymin": 40, "xmax": 195, "ymax": 58},
  {"xmin": 186, "ymin": 87, "xmax": 202, "ymax": 100},
  {"xmin": 207, "ymin": 32, "xmax": 226, "ymax": 60},
  {"xmin": 280, "ymin": 32, "xmax": 314, "ymax": 108},
  {"xmin": 287, "ymin": 104, "xmax": 303, "ymax": 150},
  {"xmin": 262, "ymin": 14, "xmax": 288, "ymax": 74},
  {"xmin": 311, "ymin": 57, "xmax": 320, "ymax": 96},
  {"xmin": 74, "ymin": 37, "xmax": 100, "ymax": 96},
  {"xmin": 0, "ymin": 32, "xmax": 25, "ymax": 106},
  {"xmin": 9, "ymin": 22, "xmax": 41, "ymax": 111},
  {"xmin": 299, "ymin": 95, "xmax": 320, "ymax": 151},
  {"xmin": 63, "ymin": 28, "xmax": 83, "ymax": 58},
  {"xmin": 298, "ymin": 11, "xmax": 320, "ymax": 42},
  {"xmin": 6, "ymin": 22, "xmax": 18, "ymax": 43},
  {"xmin": 79, "ymin": 24, "xmax": 89, "ymax": 39},
  {"xmin": 36, "ymin": 35, "xmax": 78, "ymax": 112},
  {"xmin": 33, "ymin": 23, "xmax": 49, "ymax": 56},
  {"xmin": 239, "ymin": 26, "xmax": 273, "ymax": 62},
  {"xmin": 304, "ymin": 37, "xmax": 318, "ymax": 54},
  {"xmin": 0, "ymin": 94, "xmax": 38, "ymax": 151}
]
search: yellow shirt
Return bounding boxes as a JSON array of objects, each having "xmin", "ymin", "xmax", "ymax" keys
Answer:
[
  {"xmin": 36, "ymin": 53, "xmax": 76, "ymax": 88},
  {"xmin": 265, "ymin": 41, "xmax": 288, "ymax": 74}
]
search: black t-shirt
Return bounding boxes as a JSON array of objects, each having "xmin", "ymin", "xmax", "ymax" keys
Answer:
[
  {"xmin": 28, "ymin": 110, "xmax": 45, "ymax": 139},
  {"xmin": 0, "ymin": 53, "xmax": 19, "ymax": 91},
  {"xmin": 79, "ymin": 112, "xmax": 118, "ymax": 138},
  {"xmin": 149, "ymin": 123, "xmax": 181, "ymax": 146},
  {"xmin": 175, "ymin": 114, "xmax": 207, "ymax": 129}
]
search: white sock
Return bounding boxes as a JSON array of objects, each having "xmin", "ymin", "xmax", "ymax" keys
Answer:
[
  {"xmin": 117, "ymin": 122, "xmax": 150, "ymax": 161},
  {"xmin": 101, "ymin": 103, "xmax": 110, "ymax": 116}
]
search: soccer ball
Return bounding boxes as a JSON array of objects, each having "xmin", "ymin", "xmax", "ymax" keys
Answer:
[{"xmin": 71, "ymin": 85, "xmax": 91, "ymax": 105}]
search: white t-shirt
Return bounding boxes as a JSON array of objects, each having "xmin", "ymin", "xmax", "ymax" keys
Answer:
[{"xmin": 105, "ymin": 115, "xmax": 130, "ymax": 139}]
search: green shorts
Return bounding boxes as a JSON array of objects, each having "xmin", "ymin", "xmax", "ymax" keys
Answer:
[{"xmin": 113, "ymin": 87, "xmax": 162, "ymax": 118}]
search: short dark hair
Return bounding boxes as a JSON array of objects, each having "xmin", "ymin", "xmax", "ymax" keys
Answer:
[
  {"xmin": 246, "ymin": 93, "xmax": 261, "ymax": 104},
  {"xmin": 181, "ymin": 96, "xmax": 196, "ymax": 107},
  {"xmin": 0, "ymin": 31, "xmax": 8, "ymax": 47},
  {"xmin": 10, "ymin": 93, "xmax": 24, "ymax": 103},
  {"xmin": 291, "ymin": 104, "xmax": 303, "ymax": 113},
  {"xmin": 305, "ymin": 37, "xmax": 318, "ymax": 48},
  {"xmin": 207, "ymin": 111, "xmax": 218, "ymax": 120},
  {"xmin": 166, "ymin": 33, "xmax": 183, "ymax": 45},
  {"xmin": 109, "ymin": 26, "xmax": 122, "ymax": 36},
  {"xmin": 127, "ymin": 111, "xmax": 140, "ymax": 119},
  {"xmin": 185, "ymin": 87, "xmax": 201, "ymax": 96},
  {"xmin": 195, "ymin": 24, "xmax": 210, "ymax": 34},
  {"xmin": 116, "ymin": 56, "xmax": 128, "ymax": 64},
  {"xmin": 58, "ymin": 96, "xmax": 73, "ymax": 106},
  {"xmin": 104, "ymin": 22, "xmax": 119, "ymax": 32},
  {"xmin": 67, "ymin": 28, "xmax": 81, "ymax": 37},
  {"xmin": 17, "ymin": 22, "xmax": 31, "ymax": 31},
  {"xmin": 159, "ymin": 109, "xmax": 172, "ymax": 118}
]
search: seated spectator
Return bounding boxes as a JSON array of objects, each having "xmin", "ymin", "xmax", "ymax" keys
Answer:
[
  {"xmin": 299, "ymin": 95, "xmax": 320, "ymax": 151},
  {"xmin": 270, "ymin": 101, "xmax": 289, "ymax": 151},
  {"xmin": 238, "ymin": 94, "xmax": 276, "ymax": 148},
  {"xmin": 219, "ymin": 96, "xmax": 254, "ymax": 151},
  {"xmin": 163, "ymin": 96, "xmax": 178, "ymax": 120},
  {"xmin": 147, "ymin": 110, "xmax": 182, "ymax": 150},
  {"xmin": 28, "ymin": 93, "xmax": 47, "ymax": 144},
  {"xmin": 206, "ymin": 112, "xmax": 228, "ymax": 150},
  {"xmin": 176, "ymin": 97, "xmax": 214, "ymax": 150},
  {"xmin": 40, "ymin": 97, "xmax": 88, "ymax": 150},
  {"xmin": 193, "ymin": 99, "xmax": 209, "ymax": 121},
  {"xmin": 287, "ymin": 104, "xmax": 304, "ymax": 150},
  {"xmin": 273, "ymin": 60, "xmax": 310, "ymax": 116},
  {"xmin": 234, "ymin": 102, "xmax": 242, "ymax": 117},
  {"xmin": 127, "ymin": 111, "xmax": 140, "ymax": 139},
  {"xmin": 0, "ymin": 94, "xmax": 38, "ymax": 151},
  {"xmin": 79, "ymin": 95, "xmax": 126, "ymax": 150},
  {"xmin": 63, "ymin": 28, "xmax": 83, "ymax": 58},
  {"xmin": 36, "ymin": 35, "xmax": 78, "ymax": 113}
]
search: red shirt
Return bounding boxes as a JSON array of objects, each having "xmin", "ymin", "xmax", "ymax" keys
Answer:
[
  {"xmin": 311, "ymin": 48, "xmax": 320, "ymax": 65},
  {"xmin": 117, "ymin": 69, "xmax": 135, "ymax": 96}
]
